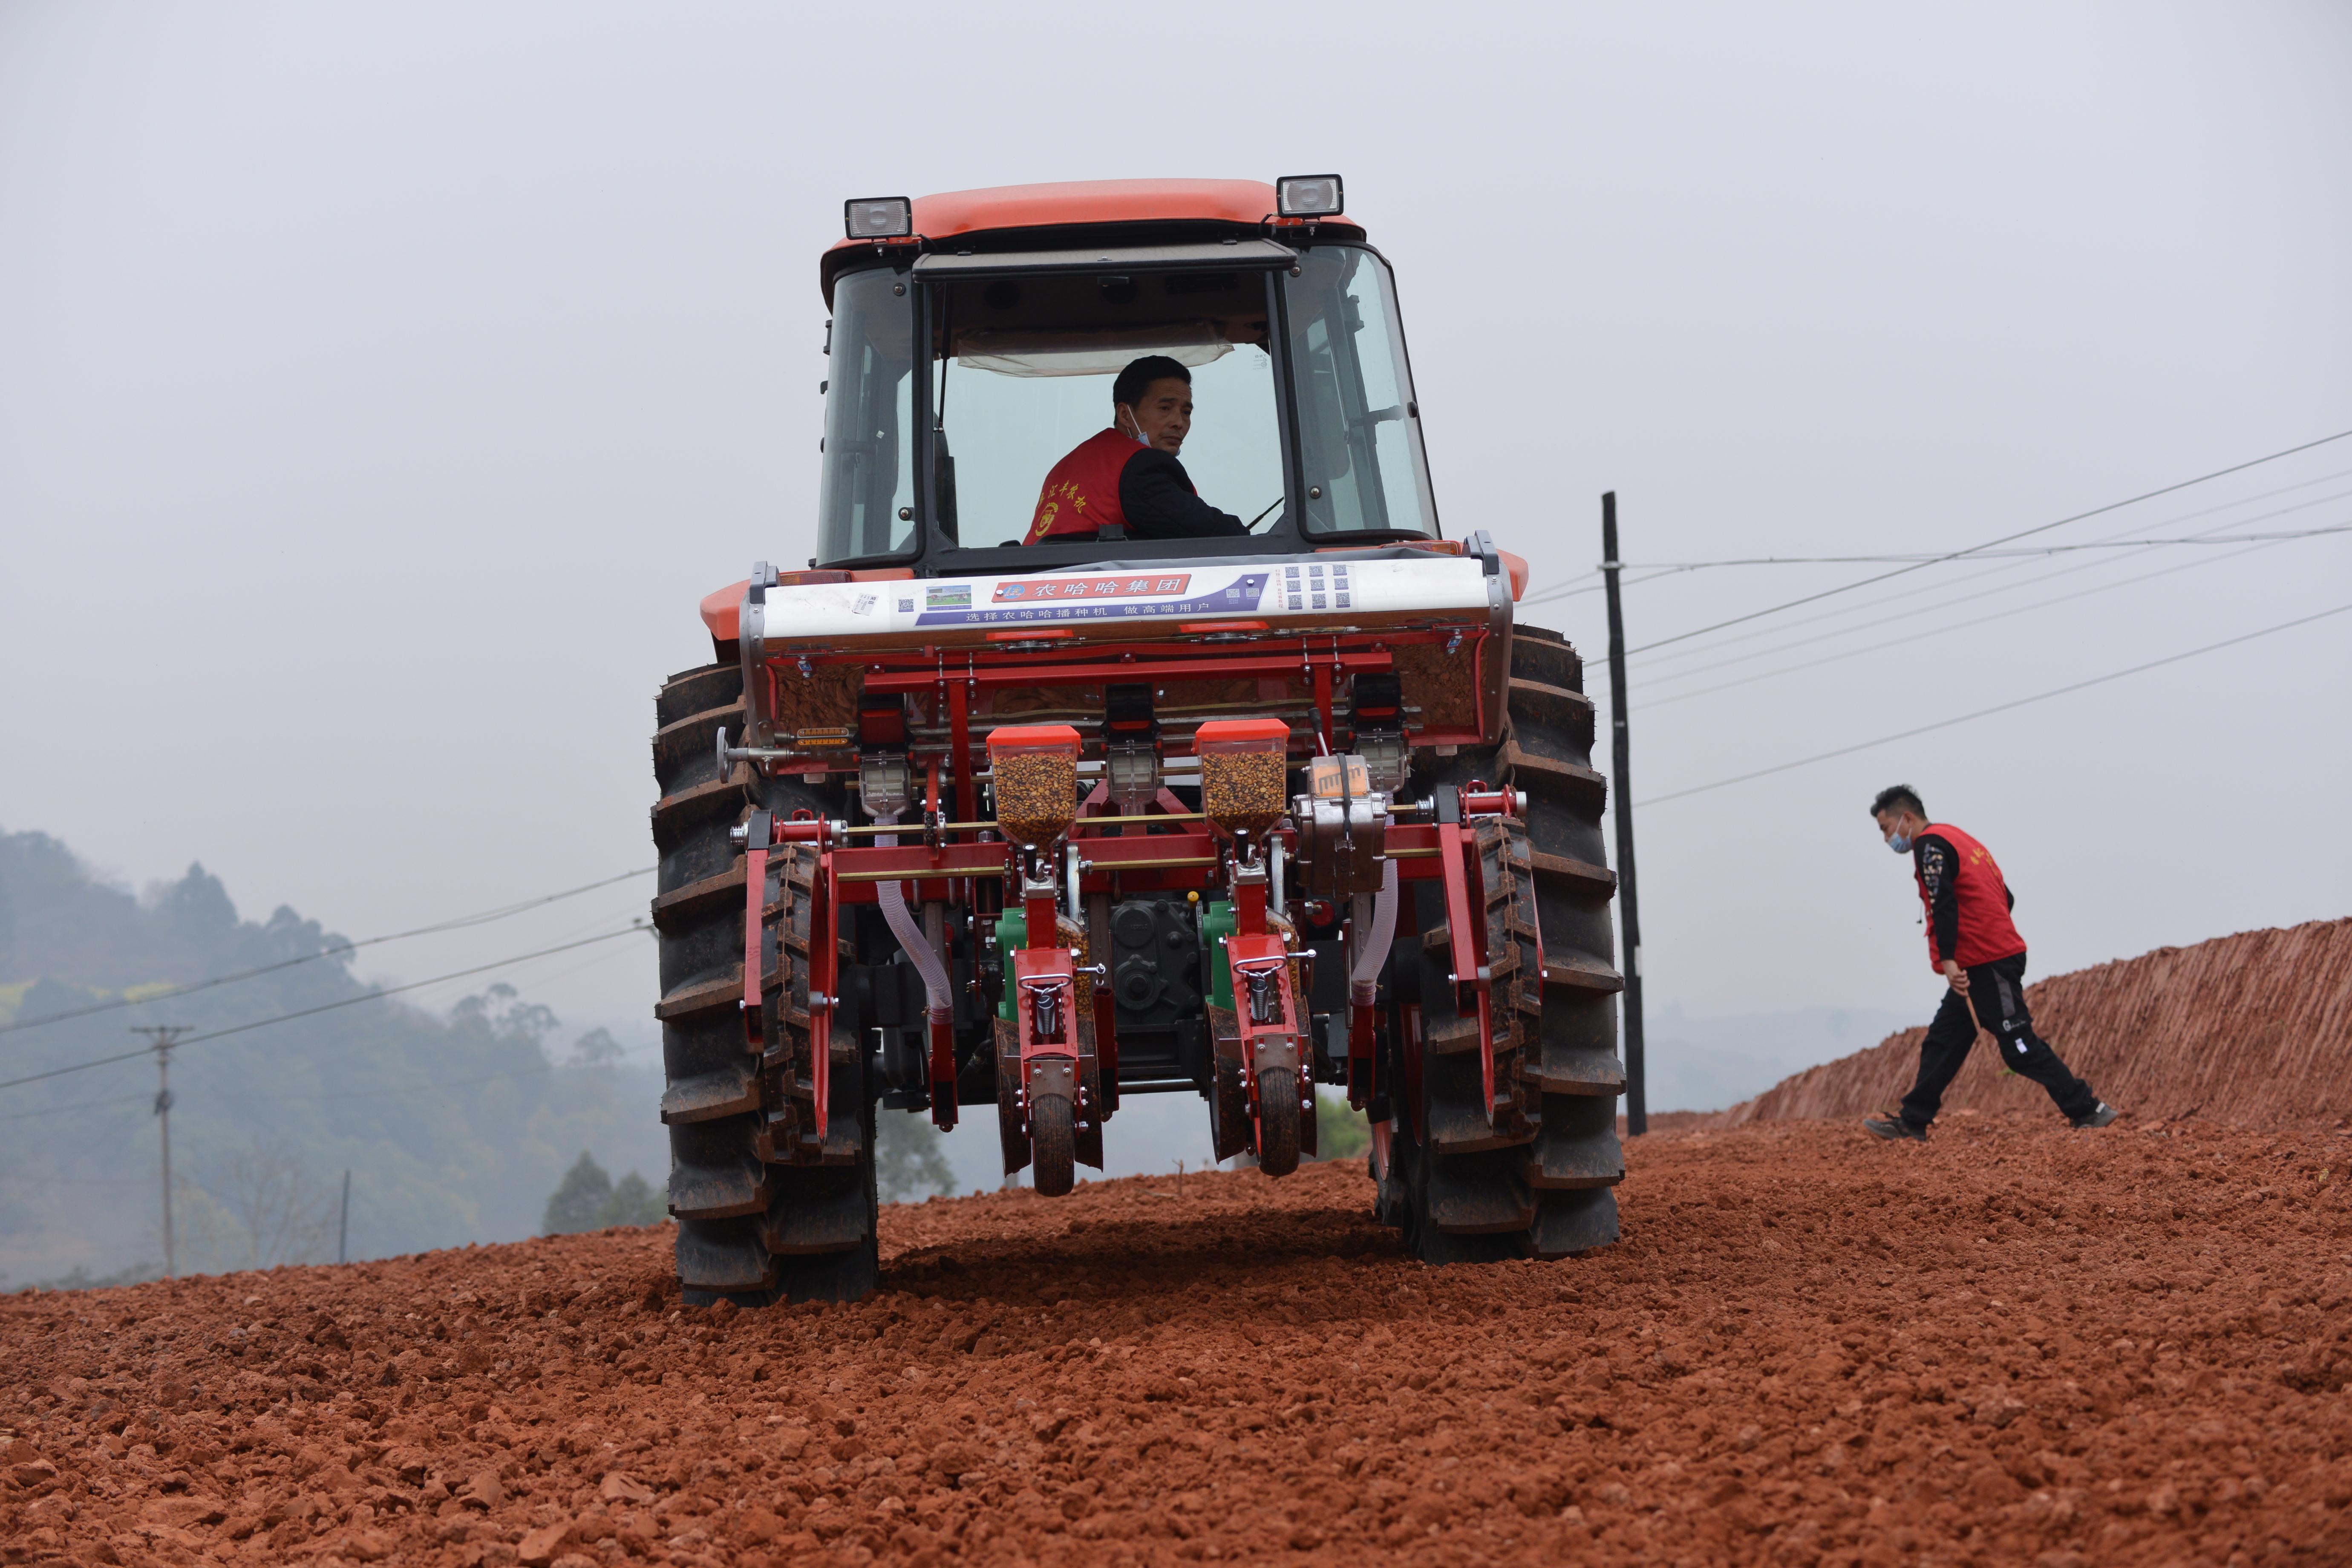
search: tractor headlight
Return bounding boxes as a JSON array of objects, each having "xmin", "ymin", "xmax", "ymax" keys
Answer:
[
  {"xmin": 844, "ymin": 197, "xmax": 913, "ymax": 239},
  {"xmin": 1275, "ymin": 175, "xmax": 1343, "ymax": 218}
]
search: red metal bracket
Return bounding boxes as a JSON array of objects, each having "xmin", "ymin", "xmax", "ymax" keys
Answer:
[
  {"xmin": 1233, "ymin": 866, "xmax": 1269, "ymax": 938},
  {"xmin": 1435, "ymin": 821, "xmax": 1479, "ymax": 1006},
  {"xmin": 948, "ymin": 673, "xmax": 977, "ymax": 827},
  {"xmin": 811, "ymin": 852, "xmax": 839, "ymax": 1141},
  {"xmin": 741, "ymin": 812, "xmax": 770, "ymax": 1049},
  {"xmin": 1225, "ymin": 932, "xmax": 1299, "ymax": 1152},
  {"xmin": 1432, "ymin": 786, "xmax": 1499, "ymax": 1123},
  {"xmin": 1013, "ymin": 945, "xmax": 1080, "ymax": 1132}
]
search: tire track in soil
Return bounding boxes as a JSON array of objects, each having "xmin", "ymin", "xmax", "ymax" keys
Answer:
[{"xmin": 6, "ymin": 1117, "xmax": 2352, "ymax": 1567}]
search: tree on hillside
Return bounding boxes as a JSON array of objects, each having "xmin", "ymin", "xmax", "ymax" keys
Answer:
[
  {"xmin": 0, "ymin": 829, "xmax": 355, "ymax": 992},
  {"xmin": 450, "ymin": 983, "xmax": 558, "ymax": 1052},
  {"xmin": 193, "ymin": 1137, "xmax": 336, "ymax": 1271},
  {"xmin": 568, "ymin": 1027, "xmax": 624, "ymax": 1068},
  {"xmin": 876, "ymin": 1114, "xmax": 957, "ymax": 1203},
  {"xmin": 0, "ymin": 830, "xmax": 674, "ymax": 1279},
  {"xmin": 544, "ymin": 1152, "xmax": 670, "ymax": 1233},
  {"xmin": 544, "ymin": 1152, "xmax": 614, "ymax": 1233},
  {"xmin": 602, "ymin": 1170, "xmax": 668, "ymax": 1227}
]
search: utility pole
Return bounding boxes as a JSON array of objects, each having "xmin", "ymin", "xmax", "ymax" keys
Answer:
[
  {"xmin": 132, "ymin": 1026, "xmax": 192, "ymax": 1277},
  {"xmin": 1600, "ymin": 493, "xmax": 1647, "ymax": 1137},
  {"xmin": 338, "ymin": 1170, "xmax": 351, "ymax": 1265}
]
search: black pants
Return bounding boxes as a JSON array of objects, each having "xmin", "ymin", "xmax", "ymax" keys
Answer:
[{"xmin": 1900, "ymin": 952, "xmax": 2098, "ymax": 1129}]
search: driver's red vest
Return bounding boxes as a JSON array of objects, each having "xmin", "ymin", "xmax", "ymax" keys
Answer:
[
  {"xmin": 1916, "ymin": 822, "xmax": 2028, "ymax": 970},
  {"xmin": 1027, "ymin": 428, "xmax": 1150, "ymax": 543}
]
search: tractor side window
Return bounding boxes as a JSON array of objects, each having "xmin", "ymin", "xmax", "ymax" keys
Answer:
[
  {"xmin": 818, "ymin": 269, "xmax": 917, "ymax": 563},
  {"xmin": 1284, "ymin": 248, "xmax": 1435, "ymax": 537}
]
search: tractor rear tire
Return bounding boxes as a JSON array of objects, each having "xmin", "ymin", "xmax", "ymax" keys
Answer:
[
  {"xmin": 651, "ymin": 660, "xmax": 879, "ymax": 1306},
  {"xmin": 1031, "ymin": 1094, "xmax": 1077, "ymax": 1197},
  {"xmin": 1390, "ymin": 624, "xmax": 1626, "ymax": 1261},
  {"xmin": 1255, "ymin": 1066, "xmax": 1303, "ymax": 1177}
]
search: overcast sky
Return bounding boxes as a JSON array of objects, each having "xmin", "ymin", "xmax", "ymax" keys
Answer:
[{"xmin": 3, "ymin": 2, "xmax": 2347, "ymax": 1077}]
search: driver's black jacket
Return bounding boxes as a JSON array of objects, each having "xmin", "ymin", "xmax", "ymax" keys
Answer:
[{"xmin": 1121, "ymin": 449, "xmax": 1249, "ymax": 539}]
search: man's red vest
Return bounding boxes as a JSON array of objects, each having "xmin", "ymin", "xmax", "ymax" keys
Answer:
[
  {"xmin": 1916, "ymin": 822, "xmax": 2028, "ymax": 971},
  {"xmin": 1026, "ymin": 428, "xmax": 1139, "ymax": 543}
]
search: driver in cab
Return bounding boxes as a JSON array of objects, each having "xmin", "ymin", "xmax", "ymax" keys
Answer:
[{"xmin": 1024, "ymin": 355, "xmax": 1251, "ymax": 543}]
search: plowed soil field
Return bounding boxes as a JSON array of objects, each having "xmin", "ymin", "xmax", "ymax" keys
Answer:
[{"xmin": 8, "ymin": 1117, "xmax": 2352, "ymax": 1568}]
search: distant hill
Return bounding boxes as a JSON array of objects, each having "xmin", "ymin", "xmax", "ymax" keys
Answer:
[{"xmin": 0, "ymin": 828, "xmax": 669, "ymax": 1287}]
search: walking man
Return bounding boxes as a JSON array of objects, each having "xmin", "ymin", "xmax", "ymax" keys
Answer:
[{"xmin": 1864, "ymin": 785, "xmax": 2117, "ymax": 1140}]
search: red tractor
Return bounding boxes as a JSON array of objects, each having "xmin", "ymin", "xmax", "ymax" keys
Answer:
[{"xmin": 649, "ymin": 177, "xmax": 1625, "ymax": 1303}]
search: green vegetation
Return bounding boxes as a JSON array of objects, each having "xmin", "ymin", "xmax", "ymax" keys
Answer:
[
  {"xmin": 876, "ymin": 1113, "xmax": 958, "ymax": 1203},
  {"xmin": 542, "ymin": 1151, "xmax": 669, "ymax": 1234},
  {"xmin": 0, "ymin": 827, "xmax": 667, "ymax": 1288},
  {"xmin": 1316, "ymin": 1088, "xmax": 1370, "ymax": 1162}
]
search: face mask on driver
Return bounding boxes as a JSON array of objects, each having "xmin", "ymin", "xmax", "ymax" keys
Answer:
[
  {"xmin": 1888, "ymin": 831, "xmax": 1913, "ymax": 855},
  {"xmin": 1119, "ymin": 407, "xmax": 1148, "ymax": 446}
]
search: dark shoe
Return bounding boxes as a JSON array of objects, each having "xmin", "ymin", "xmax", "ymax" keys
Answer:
[
  {"xmin": 2071, "ymin": 1101, "xmax": 2119, "ymax": 1130},
  {"xmin": 1863, "ymin": 1115, "xmax": 1927, "ymax": 1142}
]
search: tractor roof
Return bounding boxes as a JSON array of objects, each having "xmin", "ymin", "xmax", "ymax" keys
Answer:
[{"xmin": 821, "ymin": 178, "xmax": 1366, "ymax": 302}]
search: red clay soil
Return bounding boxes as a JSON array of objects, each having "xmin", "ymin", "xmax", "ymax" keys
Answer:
[
  {"xmin": 9, "ymin": 1118, "xmax": 2352, "ymax": 1568},
  {"xmin": 1711, "ymin": 918, "xmax": 2352, "ymax": 1131}
]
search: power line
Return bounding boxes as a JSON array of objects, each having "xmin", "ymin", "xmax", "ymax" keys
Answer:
[
  {"xmin": 1629, "ymin": 468, "xmax": 2352, "ymax": 676},
  {"xmin": 0, "ymin": 865, "xmax": 655, "ymax": 1038},
  {"xmin": 0, "ymin": 1092, "xmax": 148, "ymax": 1125},
  {"xmin": 1632, "ymin": 484, "xmax": 2352, "ymax": 686},
  {"xmin": 1600, "ymin": 525, "xmax": 2350, "ymax": 569},
  {"xmin": 1637, "ymin": 600, "xmax": 2352, "ymax": 807},
  {"xmin": 313, "ymin": 1063, "xmax": 555, "ymax": 1101},
  {"xmin": 1642, "ymin": 530, "xmax": 2315, "ymax": 710},
  {"xmin": 0, "ymin": 924, "xmax": 649, "ymax": 1093},
  {"xmin": 1618, "ymin": 427, "xmax": 2352, "ymax": 657},
  {"xmin": 0, "ymin": 931, "xmax": 643, "ymax": 1126},
  {"xmin": 1519, "ymin": 565, "xmax": 1692, "ymax": 608},
  {"xmin": 0, "ymin": 1059, "xmax": 575, "ymax": 1127},
  {"xmin": 1519, "ymin": 459, "xmax": 2352, "ymax": 620},
  {"xmin": 1524, "ymin": 525, "xmax": 2338, "ymax": 614}
]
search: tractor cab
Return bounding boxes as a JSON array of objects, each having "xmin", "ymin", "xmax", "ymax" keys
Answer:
[{"xmin": 815, "ymin": 178, "xmax": 1440, "ymax": 574}]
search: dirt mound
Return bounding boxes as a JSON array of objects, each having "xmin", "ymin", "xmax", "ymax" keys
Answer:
[
  {"xmin": 8, "ymin": 1120, "xmax": 2352, "ymax": 1566},
  {"xmin": 1709, "ymin": 917, "xmax": 2352, "ymax": 1130}
]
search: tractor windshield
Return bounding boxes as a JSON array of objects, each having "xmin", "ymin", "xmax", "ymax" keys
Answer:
[
  {"xmin": 1284, "ymin": 245, "xmax": 1435, "ymax": 538},
  {"xmin": 815, "ymin": 243, "xmax": 1436, "ymax": 566},
  {"xmin": 929, "ymin": 269, "xmax": 1284, "ymax": 548}
]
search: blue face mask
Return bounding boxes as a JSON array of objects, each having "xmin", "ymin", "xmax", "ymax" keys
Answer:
[{"xmin": 1888, "ymin": 832, "xmax": 1912, "ymax": 855}]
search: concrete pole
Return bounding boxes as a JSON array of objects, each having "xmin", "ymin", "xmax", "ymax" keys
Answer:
[
  {"xmin": 133, "ymin": 1026, "xmax": 191, "ymax": 1278},
  {"xmin": 1601, "ymin": 494, "xmax": 1647, "ymax": 1138}
]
